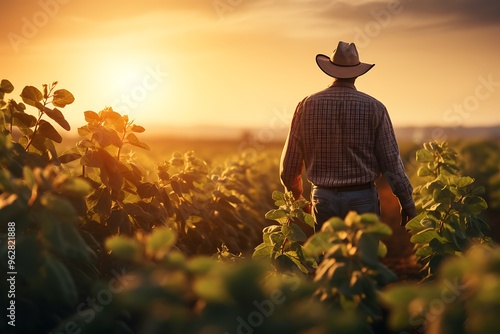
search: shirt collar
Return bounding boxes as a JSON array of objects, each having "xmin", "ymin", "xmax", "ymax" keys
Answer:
[{"xmin": 329, "ymin": 80, "xmax": 357, "ymax": 90}]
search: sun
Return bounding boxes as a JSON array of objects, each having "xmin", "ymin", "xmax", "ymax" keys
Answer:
[{"xmin": 102, "ymin": 58, "xmax": 146, "ymax": 93}]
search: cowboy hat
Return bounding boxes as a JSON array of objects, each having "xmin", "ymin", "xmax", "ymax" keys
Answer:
[{"xmin": 316, "ymin": 41, "xmax": 374, "ymax": 79}]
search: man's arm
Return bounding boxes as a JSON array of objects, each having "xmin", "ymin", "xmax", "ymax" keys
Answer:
[
  {"xmin": 280, "ymin": 101, "xmax": 305, "ymax": 200},
  {"xmin": 374, "ymin": 107, "xmax": 417, "ymax": 225}
]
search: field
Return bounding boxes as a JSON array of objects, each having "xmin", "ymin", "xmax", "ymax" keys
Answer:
[
  {"xmin": 1, "ymin": 83, "xmax": 500, "ymax": 334},
  {"xmin": 136, "ymin": 135, "xmax": 500, "ymax": 278}
]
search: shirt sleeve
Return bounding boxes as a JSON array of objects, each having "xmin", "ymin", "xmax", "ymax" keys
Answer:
[
  {"xmin": 374, "ymin": 106, "xmax": 416, "ymax": 211},
  {"xmin": 280, "ymin": 99, "xmax": 305, "ymax": 199}
]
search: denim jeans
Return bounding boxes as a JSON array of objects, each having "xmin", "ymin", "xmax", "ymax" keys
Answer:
[{"xmin": 311, "ymin": 184, "xmax": 381, "ymax": 231}]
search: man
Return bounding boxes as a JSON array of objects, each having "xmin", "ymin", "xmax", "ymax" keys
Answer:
[{"xmin": 280, "ymin": 41, "xmax": 416, "ymax": 231}]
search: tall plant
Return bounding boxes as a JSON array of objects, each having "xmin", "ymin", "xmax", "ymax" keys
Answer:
[{"xmin": 407, "ymin": 141, "xmax": 491, "ymax": 280}]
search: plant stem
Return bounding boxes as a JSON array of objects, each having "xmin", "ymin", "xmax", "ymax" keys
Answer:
[
  {"xmin": 116, "ymin": 127, "xmax": 127, "ymax": 161},
  {"xmin": 24, "ymin": 111, "xmax": 44, "ymax": 151}
]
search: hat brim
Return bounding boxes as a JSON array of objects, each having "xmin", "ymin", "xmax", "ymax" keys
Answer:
[{"xmin": 316, "ymin": 54, "xmax": 374, "ymax": 79}]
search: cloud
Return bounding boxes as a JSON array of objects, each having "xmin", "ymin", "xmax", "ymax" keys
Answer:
[{"xmin": 225, "ymin": 0, "xmax": 500, "ymax": 39}]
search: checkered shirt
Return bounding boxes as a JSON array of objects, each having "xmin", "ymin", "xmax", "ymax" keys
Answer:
[{"xmin": 280, "ymin": 81, "xmax": 415, "ymax": 211}]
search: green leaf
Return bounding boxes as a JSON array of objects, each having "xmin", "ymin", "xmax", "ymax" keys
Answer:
[
  {"xmin": 462, "ymin": 196, "xmax": 488, "ymax": 215},
  {"xmin": 106, "ymin": 207, "xmax": 132, "ymax": 235},
  {"xmin": 272, "ymin": 190, "xmax": 285, "ymax": 201},
  {"xmin": 378, "ymin": 241, "xmax": 388, "ymax": 258},
  {"xmin": 40, "ymin": 193, "xmax": 77, "ymax": 220},
  {"xmin": 137, "ymin": 182, "xmax": 159, "ymax": 198},
  {"xmin": 275, "ymin": 254, "xmax": 295, "ymax": 271},
  {"xmin": 303, "ymin": 232, "xmax": 333, "ymax": 256},
  {"xmin": 123, "ymin": 202, "xmax": 154, "ymax": 227},
  {"xmin": 57, "ymin": 177, "xmax": 93, "ymax": 197},
  {"xmin": 146, "ymin": 228, "xmax": 176, "ymax": 259},
  {"xmin": 130, "ymin": 124, "xmax": 145, "ymax": 133},
  {"xmin": 86, "ymin": 187, "xmax": 112, "ymax": 215},
  {"xmin": 125, "ymin": 133, "xmax": 150, "ymax": 150},
  {"xmin": 58, "ymin": 153, "xmax": 82, "ymax": 164},
  {"xmin": 12, "ymin": 112, "xmax": 37, "ymax": 128},
  {"xmin": 265, "ymin": 209, "xmax": 287, "ymax": 221},
  {"xmin": 89, "ymin": 125, "xmax": 122, "ymax": 148},
  {"xmin": 358, "ymin": 233, "xmax": 380, "ymax": 267},
  {"xmin": 100, "ymin": 108, "xmax": 126, "ymax": 132},
  {"xmin": 20, "ymin": 86, "xmax": 43, "ymax": 107},
  {"xmin": 170, "ymin": 179, "xmax": 183, "ymax": 196},
  {"xmin": 43, "ymin": 107, "xmax": 71, "ymax": 131},
  {"xmin": 416, "ymin": 149, "xmax": 434, "ymax": 162},
  {"xmin": 303, "ymin": 212, "xmax": 315, "ymax": 228},
  {"xmin": 417, "ymin": 166, "xmax": 432, "ymax": 177},
  {"xmin": 52, "ymin": 89, "xmax": 75, "ymax": 108},
  {"xmin": 84, "ymin": 110, "xmax": 100, "ymax": 123},
  {"xmin": 253, "ymin": 243, "xmax": 273, "ymax": 260},
  {"xmin": 287, "ymin": 223, "xmax": 307, "ymax": 242},
  {"xmin": 105, "ymin": 236, "xmax": 142, "ymax": 261},
  {"xmin": 38, "ymin": 119, "xmax": 62, "ymax": 143},
  {"xmin": 323, "ymin": 217, "xmax": 347, "ymax": 231},
  {"xmin": 416, "ymin": 245, "xmax": 434, "ymax": 257},
  {"xmin": 457, "ymin": 176, "xmax": 474, "ymax": 188},
  {"xmin": 0, "ymin": 79, "xmax": 14, "ymax": 93},
  {"xmin": 410, "ymin": 228, "xmax": 441, "ymax": 244}
]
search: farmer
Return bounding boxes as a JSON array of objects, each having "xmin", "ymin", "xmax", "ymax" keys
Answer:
[{"xmin": 280, "ymin": 41, "xmax": 416, "ymax": 231}]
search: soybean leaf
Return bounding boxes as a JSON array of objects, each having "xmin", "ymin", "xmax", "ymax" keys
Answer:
[
  {"xmin": 130, "ymin": 124, "xmax": 145, "ymax": 133},
  {"xmin": 0, "ymin": 79, "xmax": 14, "ymax": 93},
  {"xmin": 12, "ymin": 112, "xmax": 37, "ymax": 128},
  {"xmin": 52, "ymin": 89, "xmax": 75, "ymax": 108},
  {"xmin": 84, "ymin": 110, "xmax": 100, "ymax": 123},
  {"xmin": 20, "ymin": 86, "xmax": 43, "ymax": 107},
  {"xmin": 105, "ymin": 235, "xmax": 141, "ymax": 261},
  {"xmin": 58, "ymin": 153, "xmax": 82, "ymax": 164},
  {"xmin": 265, "ymin": 209, "xmax": 287, "ymax": 224},
  {"xmin": 146, "ymin": 228, "xmax": 176, "ymax": 259},
  {"xmin": 38, "ymin": 119, "xmax": 62, "ymax": 143},
  {"xmin": 137, "ymin": 182, "xmax": 160, "ymax": 198},
  {"xmin": 56, "ymin": 177, "xmax": 93, "ymax": 198},
  {"xmin": 272, "ymin": 191, "xmax": 285, "ymax": 201},
  {"xmin": 43, "ymin": 107, "xmax": 71, "ymax": 131},
  {"xmin": 89, "ymin": 125, "xmax": 122, "ymax": 148},
  {"xmin": 86, "ymin": 187, "xmax": 112, "ymax": 215},
  {"xmin": 125, "ymin": 133, "xmax": 150, "ymax": 150},
  {"xmin": 416, "ymin": 149, "xmax": 434, "ymax": 162}
]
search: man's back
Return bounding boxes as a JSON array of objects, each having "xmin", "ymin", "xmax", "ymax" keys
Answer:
[
  {"xmin": 280, "ymin": 41, "xmax": 416, "ymax": 228},
  {"xmin": 296, "ymin": 82, "xmax": 390, "ymax": 188}
]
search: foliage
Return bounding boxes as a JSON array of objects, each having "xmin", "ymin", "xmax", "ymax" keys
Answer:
[
  {"xmin": 0, "ymin": 79, "xmax": 100, "ymax": 333},
  {"xmin": 380, "ymin": 243, "xmax": 500, "ymax": 334},
  {"xmin": 0, "ymin": 80, "xmax": 74, "ymax": 164},
  {"xmin": 460, "ymin": 140, "xmax": 500, "ymax": 210},
  {"xmin": 156, "ymin": 151, "xmax": 275, "ymax": 255},
  {"xmin": 72, "ymin": 107, "xmax": 165, "ymax": 244},
  {"xmin": 3, "ymin": 79, "xmax": 500, "ymax": 334},
  {"xmin": 304, "ymin": 211, "xmax": 397, "ymax": 324},
  {"xmin": 252, "ymin": 190, "xmax": 317, "ymax": 275},
  {"xmin": 49, "ymin": 227, "xmax": 373, "ymax": 334},
  {"xmin": 0, "ymin": 138, "xmax": 99, "ymax": 333},
  {"xmin": 407, "ymin": 141, "xmax": 491, "ymax": 280}
]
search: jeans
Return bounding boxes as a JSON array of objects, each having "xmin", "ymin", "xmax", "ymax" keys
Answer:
[{"xmin": 311, "ymin": 184, "xmax": 381, "ymax": 231}]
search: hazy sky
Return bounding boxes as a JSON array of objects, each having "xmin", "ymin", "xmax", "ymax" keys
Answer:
[{"xmin": 1, "ymin": 0, "xmax": 499, "ymax": 134}]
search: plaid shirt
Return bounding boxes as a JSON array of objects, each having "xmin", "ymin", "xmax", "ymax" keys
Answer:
[{"xmin": 280, "ymin": 81, "xmax": 415, "ymax": 211}]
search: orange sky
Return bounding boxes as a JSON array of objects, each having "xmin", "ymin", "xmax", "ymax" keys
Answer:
[{"xmin": 1, "ymin": 0, "xmax": 500, "ymax": 135}]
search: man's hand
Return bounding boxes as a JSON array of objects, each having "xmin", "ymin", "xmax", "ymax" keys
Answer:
[{"xmin": 400, "ymin": 206, "xmax": 417, "ymax": 226}]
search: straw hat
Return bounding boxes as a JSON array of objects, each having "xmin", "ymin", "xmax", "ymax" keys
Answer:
[{"xmin": 316, "ymin": 41, "xmax": 374, "ymax": 79}]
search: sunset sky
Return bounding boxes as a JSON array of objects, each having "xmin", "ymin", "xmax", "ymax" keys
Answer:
[{"xmin": 1, "ymin": 0, "xmax": 499, "ymax": 136}]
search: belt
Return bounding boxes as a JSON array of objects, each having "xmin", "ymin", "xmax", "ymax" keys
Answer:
[{"xmin": 314, "ymin": 182, "xmax": 373, "ymax": 192}]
